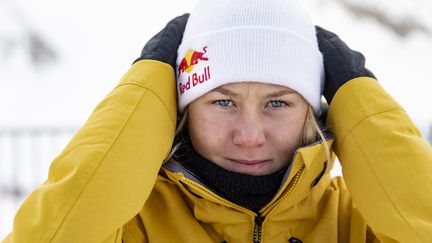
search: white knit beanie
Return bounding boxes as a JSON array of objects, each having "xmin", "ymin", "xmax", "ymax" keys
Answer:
[{"xmin": 176, "ymin": 0, "xmax": 324, "ymax": 113}]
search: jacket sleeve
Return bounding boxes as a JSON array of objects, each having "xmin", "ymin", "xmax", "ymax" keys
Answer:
[
  {"xmin": 2, "ymin": 60, "xmax": 177, "ymax": 243},
  {"xmin": 327, "ymin": 77, "xmax": 432, "ymax": 242}
]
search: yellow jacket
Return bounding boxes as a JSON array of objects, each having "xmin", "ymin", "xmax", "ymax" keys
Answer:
[{"xmin": 3, "ymin": 60, "xmax": 432, "ymax": 243}]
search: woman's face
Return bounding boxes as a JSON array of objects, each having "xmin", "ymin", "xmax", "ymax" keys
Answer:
[{"xmin": 188, "ymin": 82, "xmax": 309, "ymax": 176}]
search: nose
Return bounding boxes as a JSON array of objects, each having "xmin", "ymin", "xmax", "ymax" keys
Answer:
[{"xmin": 232, "ymin": 111, "xmax": 266, "ymax": 147}]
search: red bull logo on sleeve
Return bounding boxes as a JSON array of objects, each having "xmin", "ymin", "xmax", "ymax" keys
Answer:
[{"xmin": 178, "ymin": 46, "xmax": 212, "ymax": 95}]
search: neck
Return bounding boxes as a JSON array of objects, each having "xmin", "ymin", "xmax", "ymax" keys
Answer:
[{"xmin": 174, "ymin": 139, "xmax": 288, "ymax": 212}]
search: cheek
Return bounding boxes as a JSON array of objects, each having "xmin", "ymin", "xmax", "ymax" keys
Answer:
[
  {"xmin": 188, "ymin": 111, "xmax": 231, "ymax": 156},
  {"xmin": 269, "ymin": 116, "xmax": 306, "ymax": 151}
]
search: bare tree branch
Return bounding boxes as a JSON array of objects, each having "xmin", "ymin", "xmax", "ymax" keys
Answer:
[
  {"xmin": 337, "ymin": 0, "xmax": 432, "ymax": 37},
  {"xmin": 27, "ymin": 31, "xmax": 58, "ymax": 67},
  {"xmin": 0, "ymin": 0, "xmax": 58, "ymax": 68},
  {"xmin": 0, "ymin": 185, "xmax": 26, "ymax": 199}
]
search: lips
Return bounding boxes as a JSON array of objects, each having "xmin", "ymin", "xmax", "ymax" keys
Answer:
[
  {"xmin": 228, "ymin": 159, "xmax": 269, "ymax": 165},
  {"xmin": 225, "ymin": 158, "xmax": 271, "ymax": 175}
]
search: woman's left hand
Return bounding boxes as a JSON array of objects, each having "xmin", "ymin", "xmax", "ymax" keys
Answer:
[{"xmin": 315, "ymin": 26, "xmax": 376, "ymax": 104}]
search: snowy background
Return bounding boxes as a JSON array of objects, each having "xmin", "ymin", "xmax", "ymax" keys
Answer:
[{"xmin": 1, "ymin": 0, "xmax": 431, "ymax": 238}]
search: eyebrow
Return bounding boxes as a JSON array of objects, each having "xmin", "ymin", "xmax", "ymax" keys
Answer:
[
  {"xmin": 264, "ymin": 90, "xmax": 295, "ymax": 98},
  {"xmin": 213, "ymin": 87, "xmax": 295, "ymax": 98},
  {"xmin": 213, "ymin": 87, "xmax": 240, "ymax": 97}
]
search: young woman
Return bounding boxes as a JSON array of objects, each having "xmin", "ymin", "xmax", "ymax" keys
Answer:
[{"xmin": 4, "ymin": 0, "xmax": 432, "ymax": 242}]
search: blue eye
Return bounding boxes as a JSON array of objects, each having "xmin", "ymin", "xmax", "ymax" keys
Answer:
[
  {"xmin": 269, "ymin": 100, "xmax": 287, "ymax": 108},
  {"xmin": 215, "ymin": 99, "xmax": 233, "ymax": 107}
]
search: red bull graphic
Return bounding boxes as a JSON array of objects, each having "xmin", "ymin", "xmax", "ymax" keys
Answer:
[
  {"xmin": 178, "ymin": 46, "xmax": 212, "ymax": 95},
  {"xmin": 178, "ymin": 46, "xmax": 209, "ymax": 78}
]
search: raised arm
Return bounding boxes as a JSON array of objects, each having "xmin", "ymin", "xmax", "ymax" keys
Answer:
[
  {"xmin": 317, "ymin": 26, "xmax": 432, "ymax": 242},
  {"xmin": 3, "ymin": 14, "xmax": 189, "ymax": 243}
]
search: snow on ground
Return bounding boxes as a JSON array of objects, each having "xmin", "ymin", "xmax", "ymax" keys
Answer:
[{"xmin": 1, "ymin": 0, "xmax": 431, "ymax": 239}]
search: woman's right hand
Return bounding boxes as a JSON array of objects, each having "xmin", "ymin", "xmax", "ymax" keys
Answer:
[
  {"xmin": 134, "ymin": 13, "xmax": 189, "ymax": 70},
  {"xmin": 3, "ymin": 14, "xmax": 190, "ymax": 243}
]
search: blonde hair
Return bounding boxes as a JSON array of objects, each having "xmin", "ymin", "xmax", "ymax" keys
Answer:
[
  {"xmin": 302, "ymin": 106, "xmax": 332, "ymax": 165},
  {"xmin": 165, "ymin": 110, "xmax": 189, "ymax": 162},
  {"xmin": 165, "ymin": 106, "xmax": 331, "ymax": 164}
]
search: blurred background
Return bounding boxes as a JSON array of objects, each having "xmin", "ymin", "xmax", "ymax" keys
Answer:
[{"xmin": 1, "ymin": 0, "xmax": 431, "ymax": 238}]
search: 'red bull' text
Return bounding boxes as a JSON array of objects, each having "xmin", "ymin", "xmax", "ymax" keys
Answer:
[{"xmin": 179, "ymin": 66, "xmax": 211, "ymax": 95}]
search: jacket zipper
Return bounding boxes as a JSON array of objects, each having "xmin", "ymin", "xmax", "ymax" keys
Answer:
[
  {"xmin": 252, "ymin": 166, "xmax": 304, "ymax": 243},
  {"xmin": 261, "ymin": 165, "xmax": 305, "ymax": 215},
  {"xmin": 253, "ymin": 214, "xmax": 264, "ymax": 243},
  {"xmin": 181, "ymin": 177, "xmax": 253, "ymax": 215}
]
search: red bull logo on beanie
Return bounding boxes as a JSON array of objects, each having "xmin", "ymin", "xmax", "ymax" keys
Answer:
[
  {"xmin": 178, "ymin": 46, "xmax": 212, "ymax": 95},
  {"xmin": 178, "ymin": 46, "xmax": 209, "ymax": 77}
]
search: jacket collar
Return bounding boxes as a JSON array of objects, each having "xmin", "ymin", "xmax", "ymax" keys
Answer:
[{"xmin": 162, "ymin": 137, "xmax": 335, "ymax": 215}]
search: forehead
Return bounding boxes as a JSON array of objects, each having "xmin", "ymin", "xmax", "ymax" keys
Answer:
[{"xmin": 212, "ymin": 82, "xmax": 297, "ymax": 96}]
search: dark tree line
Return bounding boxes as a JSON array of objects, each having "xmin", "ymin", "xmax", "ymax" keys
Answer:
[
  {"xmin": 335, "ymin": 0, "xmax": 432, "ymax": 37},
  {"xmin": 0, "ymin": 0, "xmax": 431, "ymax": 69}
]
